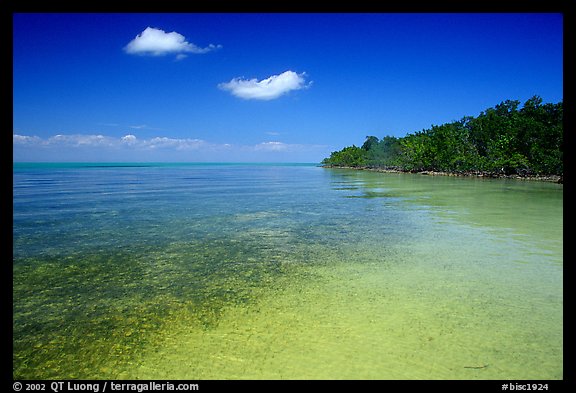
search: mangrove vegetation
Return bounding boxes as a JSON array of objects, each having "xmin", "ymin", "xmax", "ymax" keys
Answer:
[{"xmin": 322, "ymin": 96, "xmax": 563, "ymax": 178}]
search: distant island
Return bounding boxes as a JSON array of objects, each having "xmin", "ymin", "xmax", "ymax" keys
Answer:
[{"xmin": 321, "ymin": 96, "xmax": 563, "ymax": 183}]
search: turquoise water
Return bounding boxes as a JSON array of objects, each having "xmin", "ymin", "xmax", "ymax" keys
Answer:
[{"xmin": 13, "ymin": 163, "xmax": 563, "ymax": 379}]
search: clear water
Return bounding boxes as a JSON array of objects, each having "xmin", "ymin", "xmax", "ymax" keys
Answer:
[{"xmin": 13, "ymin": 163, "xmax": 563, "ymax": 379}]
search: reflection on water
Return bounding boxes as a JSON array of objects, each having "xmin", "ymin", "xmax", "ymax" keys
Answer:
[{"xmin": 13, "ymin": 164, "xmax": 562, "ymax": 379}]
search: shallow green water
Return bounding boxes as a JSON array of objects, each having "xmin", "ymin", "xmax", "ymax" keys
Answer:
[{"xmin": 13, "ymin": 164, "xmax": 562, "ymax": 379}]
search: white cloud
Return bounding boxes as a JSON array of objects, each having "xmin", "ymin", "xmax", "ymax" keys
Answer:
[
  {"xmin": 254, "ymin": 141, "xmax": 290, "ymax": 151},
  {"xmin": 13, "ymin": 133, "xmax": 331, "ymax": 162},
  {"xmin": 124, "ymin": 27, "xmax": 221, "ymax": 57},
  {"xmin": 13, "ymin": 133, "xmax": 206, "ymax": 151},
  {"xmin": 121, "ymin": 134, "xmax": 137, "ymax": 144},
  {"xmin": 252, "ymin": 141, "xmax": 329, "ymax": 154},
  {"xmin": 47, "ymin": 134, "xmax": 115, "ymax": 147},
  {"xmin": 218, "ymin": 70, "xmax": 311, "ymax": 100},
  {"xmin": 13, "ymin": 134, "xmax": 42, "ymax": 144},
  {"xmin": 143, "ymin": 136, "xmax": 206, "ymax": 150}
]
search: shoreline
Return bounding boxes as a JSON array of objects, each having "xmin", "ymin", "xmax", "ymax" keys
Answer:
[{"xmin": 321, "ymin": 165, "xmax": 563, "ymax": 184}]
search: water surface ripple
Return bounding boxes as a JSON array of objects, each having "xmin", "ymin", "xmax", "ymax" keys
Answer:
[{"xmin": 13, "ymin": 163, "xmax": 563, "ymax": 379}]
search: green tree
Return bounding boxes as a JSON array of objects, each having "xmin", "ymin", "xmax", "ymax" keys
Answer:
[
  {"xmin": 321, "ymin": 145, "xmax": 367, "ymax": 167},
  {"xmin": 361, "ymin": 136, "xmax": 379, "ymax": 151},
  {"xmin": 398, "ymin": 131, "xmax": 435, "ymax": 171},
  {"xmin": 322, "ymin": 97, "xmax": 562, "ymax": 176},
  {"xmin": 372, "ymin": 136, "xmax": 402, "ymax": 167}
]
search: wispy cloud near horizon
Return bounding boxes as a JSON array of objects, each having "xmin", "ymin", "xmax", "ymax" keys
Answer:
[
  {"xmin": 13, "ymin": 133, "xmax": 329, "ymax": 162},
  {"xmin": 14, "ymin": 133, "xmax": 208, "ymax": 151}
]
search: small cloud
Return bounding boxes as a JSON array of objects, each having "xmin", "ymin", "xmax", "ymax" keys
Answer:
[
  {"xmin": 218, "ymin": 70, "xmax": 311, "ymax": 100},
  {"xmin": 252, "ymin": 141, "xmax": 330, "ymax": 155},
  {"xmin": 121, "ymin": 134, "xmax": 137, "ymax": 144},
  {"xmin": 124, "ymin": 27, "xmax": 221, "ymax": 57},
  {"xmin": 128, "ymin": 124, "xmax": 164, "ymax": 132},
  {"xmin": 13, "ymin": 134, "xmax": 42, "ymax": 144},
  {"xmin": 254, "ymin": 141, "xmax": 290, "ymax": 151},
  {"xmin": 47, "ymin": 134, "xmax": 115, "ymax": 147},
  {"xmin": 142, "ymin": 136, "xmax": 207, "ymax": 151}
]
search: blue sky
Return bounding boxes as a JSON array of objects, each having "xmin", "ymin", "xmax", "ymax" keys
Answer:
[{"xmin": 13, "ymin": 13, "xmax": 563, "ymax": 162}]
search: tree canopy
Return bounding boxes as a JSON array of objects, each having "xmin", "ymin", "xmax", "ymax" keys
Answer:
[{"xmin": 322, "ymin": 96, "xmax": 563, "ymax": 176}]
